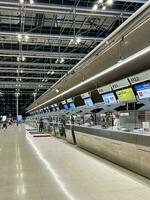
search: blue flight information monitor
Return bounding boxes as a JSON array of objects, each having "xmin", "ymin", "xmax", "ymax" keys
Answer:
[
  {"xmin": 56, "ymin": 107, "xmax": 60, "ymax": 111},
  {"xmin": 69, "ymin": 102, "xmax": 76, "ymax": 109},
  {"xmin": 64, "ymin": 104, "xmax": 69, "ymax": 110},
  {"xmin": 102, "ymin": 92, "xmax": 117, "ymax": 105},
  {"xmin": 135, "ymin": 82, "xmax": 150, "ymax": 99},
  {"xmin": 84, "ymin": 98, "xmax": 93, "ymax": 107},
  {"xmin": 52, "ymin": 107, "xmax": 56, "ymax": 111}
]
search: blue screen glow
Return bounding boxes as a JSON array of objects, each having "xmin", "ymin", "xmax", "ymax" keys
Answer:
[
  {"xmin": 64, "ymin": 104, "xmax": 69, "ymax": 110},
  {"xmin": 102, "ymin": 92, "xmax": 117, "ymax": 105},
  {"xmin": 135, "ymin": 82, "xmax": 150, "ymax": 99},
  {"xmin": 84, "ymin": 98, "xmax": 93, "ymax": 107},
  {"xmin": 69, "ymin": 102, "xmax": 76, "ymax": 109}
]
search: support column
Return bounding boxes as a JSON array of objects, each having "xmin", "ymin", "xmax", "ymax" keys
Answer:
[
  {"xmin": 15, "ymin": 92, "xmax": 19, "ymax": 126},
  {"xmin": 33, "ymin": 92, "xmax": 37, "ymax": 102}
]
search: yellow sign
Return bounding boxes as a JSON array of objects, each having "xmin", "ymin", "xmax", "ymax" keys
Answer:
[{"xmin": 116, "ymin": 88, "xmax": 136, "ymax": 102}]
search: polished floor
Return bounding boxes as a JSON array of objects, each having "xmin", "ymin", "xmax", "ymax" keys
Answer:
[{"xmin": 0, "ymin": 124, "xmax": 150, "ymax": 200}]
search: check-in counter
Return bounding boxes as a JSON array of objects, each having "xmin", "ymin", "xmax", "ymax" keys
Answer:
[
  {"xmin": 65, "ymin": 124, "xmax": 76, "ymax": 144},
  {"xmin": 74, "ymin": 125, "xmax": 150, "ymax": 179},
  {"xmin": 50, "ymin": 122, "xmax": 65, "ymax": 138}
]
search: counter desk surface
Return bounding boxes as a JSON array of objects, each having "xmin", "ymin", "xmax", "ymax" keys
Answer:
[{"xmin": 65, "ymin": 123, "xmax": 150, "ymax": 147}]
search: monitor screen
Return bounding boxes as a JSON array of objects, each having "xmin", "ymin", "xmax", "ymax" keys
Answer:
[
  {"xmin": 56, "ymin": 107, "xmax": 60, "ymax": 111},
  {"xmin": 84, "ymin": 98, "xmax": 93, "ymax": 107},
  {"xmin": 52, "ymin": 107, "xmax": 56, "ymax": 111},
  {"xmin": 69, "ymin": 102, "xmax": 76, "ymax": 109},
  {"xmin": 64, "ymin": 104, "xmax": 69, "ymax": 110},
  {"xmin": 135, "ymin": 82, "xmax": 150, "ymax": 99},
  {"xmin": 102, "ymin": 92, "xmax": 117, "ymax": 105},
  {"xmin": 116, "ymin": 87, "xmax": 136, "ymax": 103}
]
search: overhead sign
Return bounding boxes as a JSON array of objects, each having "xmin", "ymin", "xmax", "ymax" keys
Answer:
[
  {"xmin": 129, "ymin": 70, "xmax": 150, "ymax": 85},
  {"xmin": 67, "ymin": 98, "xmax": 73, "ymax": 103},
  {"xmin": 61, "ymin": 100, "xmax": 66, "ymax": 105},
  {"xmin": 81, "ymin": 92, "xmax": 90, "ymax": 99},
  {"xmin": 111, "ymin": 78, "xmax": 130, "ymax": 90},
  {"xmin": 98, "ymin": 85, "xmax": 111, "ymax": 94}
]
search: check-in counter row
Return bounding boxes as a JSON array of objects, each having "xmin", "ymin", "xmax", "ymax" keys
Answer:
[{"xmin": 65, "ymin": 124, "xmax": 150, "ymax": 179}]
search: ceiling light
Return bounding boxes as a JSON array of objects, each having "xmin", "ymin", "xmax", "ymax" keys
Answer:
[
  {"xmin": 24, "ymin": 35, "xmax": 29, "ymax": 42},
  {"xmin": 17, "ymin": 34, "xmax": 22, "ymax": 42},
  {"xmin": 98, "ymin": 0, "xmax": 103, "ymax": 3},
  {"xmin": 51, "ymin": 71, "xmax": 55, "ymax": 75},
  {"xmin": 92, "ymin": 4, "xmax": 98, "ymax": 11},
  {"xmin": 106, "ymin": 0, "xmax": 114, "ymax": 6},
  {"xmin": 30, "ymin": 0, "xmax": 34, "ymax": 4},
  {"xmin": 56, "ymin": 89, "xmax": 59, "ymax": 93},
  {"xmin": 60, "ymin": 58, "xmax": 64, "ymax": 63},
  {"xmin": 28, "ymin": 46, "xmax": 150, "ymax": 112},
  {"xmin": 22, "ymin": 56, "xmax": 26, "ymax": 61},
  {"xmin": 20, "ymin": 69, "xmax": 23, "ymax": 73},
  {"xmin": 118, "ymin": 59, "xmax": 123, "ymax": 63},
  {"xmin": 76, "ymin": 38, "xmax": 81, "ymax": 43},
  {"xmin": 69, "ymin": 39, "xmax": 74, "ymax": 45},
  {"xmin": 16, "ymin": 78, "xmax": 18, "ymax": 81},
  {"xmin": 17, "ymin": 57, "xmax": 20, "ymax": 62},
  {"xmin": 55, "ymin": 59, "xmax": 59, "ymax": 64},
  {"xmin": 102, "ymin": 5, "xmax": 106, "ymax": 10},
  {"xmin": 45, "ymin": 79, "xmax": 48, "ymax": 82},
  {"xmin": 20, "ymin": 0, "xmax": 24, "ymax": 4},
  {"xmin": 20, "ymin": 78, "xmax": 22, "ymax": 81},
  {"xmin": 47, "ymin": 71, "xmax": 50, "ymax": 75}
]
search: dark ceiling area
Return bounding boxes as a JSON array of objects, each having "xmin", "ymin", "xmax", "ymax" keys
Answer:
[{"xmin": 0, "ymin": 0, "xmax": 148, "ymax": 117}]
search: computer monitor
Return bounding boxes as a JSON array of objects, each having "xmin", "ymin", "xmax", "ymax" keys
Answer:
[
  {"xmin": 102, "ymin": 92, "xmax": 117, "ymax": 105},
  {"xmin": 135, "ymin": 82, "xmax": 150, "ymax": 99},
  {"xmin": 116, "ymin": 87, "xmax": 136, "ymax": 103},
  {"xmin": 84, "ymin": 98, "xmax": 93, "ymax": 107}
]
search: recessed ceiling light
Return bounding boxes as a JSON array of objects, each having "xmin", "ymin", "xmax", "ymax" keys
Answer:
[
  {"xmin": 24, "ymin": 34, "xmax": 29, "ymax": 42},
  {"xmin": 30, "ymin": 0, "xmax": 34, "ymax": 5},
  {"xmin": 102, "ymin": 5, "xmax": 106, "ymax": 10},
  {"xmin": 51, "ymin": 71, "xmax": 55, "ymax": 75},
  {"xmin": 106, "ymin": 0, "xmax": 114, "ymax": 6},
  {"xmin": 20, "ymin": 0, "xmax": 24, "ymax": 4},
  {"xmin": 22, "ymin": 56, "xmax": 26, "ymax": 61},
  {"xmin": 92, "ymin": 4, "xmax": 98, "ymax": 11},
  {"xmin": 17, "ymin": 34, "xmax": 22, "ymax": 42},
  {"xmin": 60, "ymin": 58, "xmax": 64, "ymax": 63},
  {"xmin": 56, "ymin": 89, "xmax": 59, "ymax": 93},
  {"xmin": 98, "ymin": 0, "xmax": 103, "ymax": 3},
  {"xmin": 17, "ymin": 57, "xmax": 20, "ymax": 62},
  {"xmin": 76, "ymin": 38, "xmax": 81, "ymax": 43}
]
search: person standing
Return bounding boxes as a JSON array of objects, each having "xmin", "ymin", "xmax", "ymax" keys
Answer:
[{"xmin": 39, "ymin": 118, "xmax": 44, "ymax": 132}]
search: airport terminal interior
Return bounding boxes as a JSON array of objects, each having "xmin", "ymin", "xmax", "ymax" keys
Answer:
[{"xmin": 0, "ymin": 0, "xmax": 150, "ymax": 199}]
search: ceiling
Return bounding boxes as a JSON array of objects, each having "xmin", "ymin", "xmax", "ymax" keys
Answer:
[{"xmin": 0, "ymin": 0, "xmax": 148, "ymax": 116}]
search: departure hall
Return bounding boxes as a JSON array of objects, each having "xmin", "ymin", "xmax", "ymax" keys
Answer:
[{"xmin": 0, "ymin": 0, "xmax": 150, "ymax": 199}]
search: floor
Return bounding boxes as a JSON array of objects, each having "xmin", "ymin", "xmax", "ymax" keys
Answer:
[{"xmin": 0, "ymin": 124, "xmax": 150, "ymax": 200}]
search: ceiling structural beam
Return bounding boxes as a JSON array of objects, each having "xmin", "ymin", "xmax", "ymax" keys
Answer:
[
  {"xmin": 0, "ymin": 61, "xmax": 74, "ymax": 68},
  {"xmin": 0, "ymin": 50, "xmax": 85, "ymax": 60},
  {"xmin": 0, "ymin": 69, "xmax": 67, "ymax": 74},
  {"xmin": 0, "ymin": 32, "xmax": 104, "ymax": 42},
  {"xmin": 0, "ymin": 76, "xmax": 59, "ymax": 80},
  {"xmin": 0, "ymin": 1, "xmax": 133, "ymax": 18},
  {"xmin": 0, "ymin": 81, "xmax": 51, "ymax": 89},
  {"xmin": 118, "ymin": 0, "xmax": 147, "ymax": 3}
]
